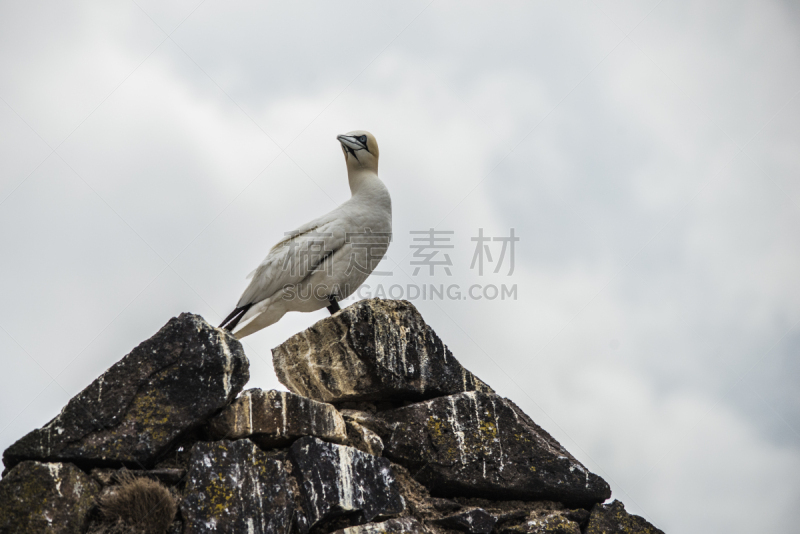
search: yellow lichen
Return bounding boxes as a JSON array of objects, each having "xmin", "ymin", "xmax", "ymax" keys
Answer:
[{"xmin": 128, "ymin": 384, "xmax": 173, "ymax": 444}]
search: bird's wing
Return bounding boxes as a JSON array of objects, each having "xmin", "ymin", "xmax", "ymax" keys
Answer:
[{"xmin": 237, "ymin": 217, "xmax": 346, "ymax": 307}]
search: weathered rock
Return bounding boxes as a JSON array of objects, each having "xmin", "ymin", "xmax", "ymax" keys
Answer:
[
  {"xmin": 273, "ymin": 299, "xmax": 493, "ymax": 403},
  {"xmin": 388, "ymin": 461, "xmax": 445, "ymax": 521},
  {"xmin": 388, "ymin": 466, "xmax": 584, "ymax": 534},
  {"xmin": 380, "ymin": 391, "xmax": 611, "ymax": 507},
  {"xmin": 4, "ymin": 314, "xmax": 248, "ymax": 470},
  {"xmin": 181, "ymin": 439, "xmax": 294, "ymax": 534},
  {"xmin": 289, "ymin": 437, "xmax": 404, "ymax": 531},
  {"xmin": 457, "ymin": 500, "xmax": 587, "ymax": 534},
  {"xmin": 207, "ymin": 388, "xmax": 347, "ymax": 448},
  {"xmin": 431, "ymin": 508, "xmax": 497, "ymax": 534},
  {"xmin": 586, "ymin": 500, "xmax": 664, "ymax": 534},
  {"xmin": 331, "ymin": 517, "xmax": 424, "ymax": 534},
  {"xmin": 0, "ymin": 461, "xmax": 99, "ymax": 533},
  {"xmin": 496, "ymin": 512, "xmax": 580, "ymax": 534}
]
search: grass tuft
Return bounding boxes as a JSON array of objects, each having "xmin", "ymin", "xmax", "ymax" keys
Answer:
[{"xmin": 95, "ymin": 470, "xmax": 177, "ymax": 534}]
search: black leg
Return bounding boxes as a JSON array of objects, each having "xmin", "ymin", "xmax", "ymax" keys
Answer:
[{"xmin": 326, "ymin": 296, "xmax": 341, "ymax": 314}]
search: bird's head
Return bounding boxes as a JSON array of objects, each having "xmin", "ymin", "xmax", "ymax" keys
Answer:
[{"xmin": 337, "ymin": 130, "xmax": 379, "ymax": 173}]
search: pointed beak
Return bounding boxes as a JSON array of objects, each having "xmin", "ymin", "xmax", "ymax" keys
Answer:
[{"xmin": 337, "ymin": 134, "xmax": 367, "ymax": 151}]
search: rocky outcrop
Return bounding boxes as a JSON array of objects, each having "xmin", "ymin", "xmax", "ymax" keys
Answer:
[
  {"xmin": 273, "ymin": 299, "xmax": 492, "ymax": 403},
  {"xmin": 3, "ymin": 313, "xmax": 248, "ymax": 471},
  {"xmin": 0, "ymin": 300, "xmax": 664, "ymax": 534},
  {"xmin": 207, "ymin": 389, "xmax": 347, "ymax": 448},
  {"xmin": 586, "ymin": 500, "xmax": 664, "ymax": 534},
  {"xmin": 379, "ymin": 391, "xmax": 610, "ymax": 507},
  {"xmin": 0, "ymin": 461, "xmax": 99, "ymax": 533},
  {"xmin": 431, "ymin": 508, "xmax": 497, "ymax": 534}
]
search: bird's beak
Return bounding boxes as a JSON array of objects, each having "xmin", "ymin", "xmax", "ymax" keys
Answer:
[{"xmin": 337, "ymin": 134, "xmax": 367, "ymax": 151}]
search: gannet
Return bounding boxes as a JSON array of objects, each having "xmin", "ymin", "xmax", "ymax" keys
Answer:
[{"xmin": 219, "ymin": 131, "xmax": 392, "ymax": 338}]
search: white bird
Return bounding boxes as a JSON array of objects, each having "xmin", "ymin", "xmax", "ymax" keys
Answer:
[{"xmin": 219, "ymin": 131, "xmax": 392, "ymax": 338}]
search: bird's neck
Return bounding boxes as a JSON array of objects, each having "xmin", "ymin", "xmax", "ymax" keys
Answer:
[{"xmin": 348, "ymin": 169, "xmax": 381, "ymax": 196}]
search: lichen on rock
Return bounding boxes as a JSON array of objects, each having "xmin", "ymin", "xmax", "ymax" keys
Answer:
[
  {"xmin": 273, "ymin": 299, "xmax": 492, "ymax": 403},
  {"xmin": 585, "ymin": 500, "xmax": 664, "ymax": 534},
  {"xmin": 379, "ymin": 391, "xmax": 611, "ymax": 507},
  {"xmin": 289, "ymin": 436, "xmax": 405, "ymax": 532},
  {"xmin": 0, "ymin": 460, "xmax": 99, "ymax": 534},
  {"xmin": 181, "ymin": 439, "xmax": 294, "ymax": 534},
  {"xmin": 3, "ymin": 313, "xmax": 249, "ymax": 471}
]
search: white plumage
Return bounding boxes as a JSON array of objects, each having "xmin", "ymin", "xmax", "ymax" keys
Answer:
[{"xmin": 220, "ymin": 130, "xmax": 392, "ymax": 339}]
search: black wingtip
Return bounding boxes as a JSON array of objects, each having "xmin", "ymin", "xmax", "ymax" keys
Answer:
[
  {"xmin": 219, "ymin": 303, "xmax": 254, "ymax": 332},
  {"xmin": 326, "ymin": 296, "xmax": 341, "ymax": 314}
]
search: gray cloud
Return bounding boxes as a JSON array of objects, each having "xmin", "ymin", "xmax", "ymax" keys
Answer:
[{"xmin": 1, "ymin": 1, "xmax": 798, "ymax": 532}]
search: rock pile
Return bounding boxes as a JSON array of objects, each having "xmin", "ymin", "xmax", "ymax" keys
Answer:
[{"xmin": 0, "ymin": 300, "xmax": 664, "ymax": 534}]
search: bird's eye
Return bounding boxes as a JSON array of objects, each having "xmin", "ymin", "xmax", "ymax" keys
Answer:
[{"xmin": 358, "ymin": 135, "xmax": 367, "ymax": 144}]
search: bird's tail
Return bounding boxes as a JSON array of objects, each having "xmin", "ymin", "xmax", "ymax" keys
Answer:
[{"xmin": 218, "ymin": 303, "xmax": 254, "ymax": 333}]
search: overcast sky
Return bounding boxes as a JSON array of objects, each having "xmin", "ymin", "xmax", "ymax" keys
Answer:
[{"xmin": 1, "ymin": 1, "xmax": 799, "ymax": 532}]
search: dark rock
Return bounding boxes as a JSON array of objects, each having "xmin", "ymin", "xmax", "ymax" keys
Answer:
[
  {"xmin": 388, "ymin": 461, "xmax": 444, "ymax": 521},
  {"xmin": 586, "ymin": 500, "xmax": 664, "ymax": 534},
  {"xmin": 492, "ymin": 510, "xmax": 529, "ymax": 526},
  {"xmin": 181, "ymin": 439, "xmax": 294, "ymax": 534},
  {"xmin": 456, "ymin": 501, "xmax": 583, "ymax": 534},
  {"xmin": 562, "ymin": 509, "xmax": 590, "ymax": 528},
  {"xmin": 380, "ymin": 391, "xmax": 611, "ymax": 507},
  {"xmin": 497, "ymin": 513, "xmax": 580, "ymax": 534},
  {"xmin": 207, "ymin": 388, "xmax": 347, "ymax": 447},
  {"xmin": 431, "ymin": 508, "xmax": 497, "ymax": 534},
  {"xmin": 428, "ymin": 497, "xmax": 462, "ymax": 513},
  {"xmin": 4, "ymin": 313, "xmax": 248, "ymax": 471},
  {"xmin": 289, "ymin": 437, "xmax": 404, "ymax": 531},
  {"xmin": 450, "ymin": 497, "xmax": 589, "ymax": 534},
  {"xmin": 273, "ymin": 299, "xmax": 493, "ymax": 403},
  {"xmin": 388, "ymin": 466, "xmax": 582, "ymax": 534},
  {"xmin": 0, "ymin": 460, "xmax": 99, "ymax": 533},
  {"xmin": 330, "ymin": 517, "xmax": 424, "ymax": 534}
]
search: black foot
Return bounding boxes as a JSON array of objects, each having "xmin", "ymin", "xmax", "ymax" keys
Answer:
[{"xmin": 326, "ymin": 296, "xmax": 341, "ymax": 314}]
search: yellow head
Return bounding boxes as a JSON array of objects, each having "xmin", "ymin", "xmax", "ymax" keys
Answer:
[{"xmin": 337, "ymin": 130, "xmax": 379, "ymax": 174}]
